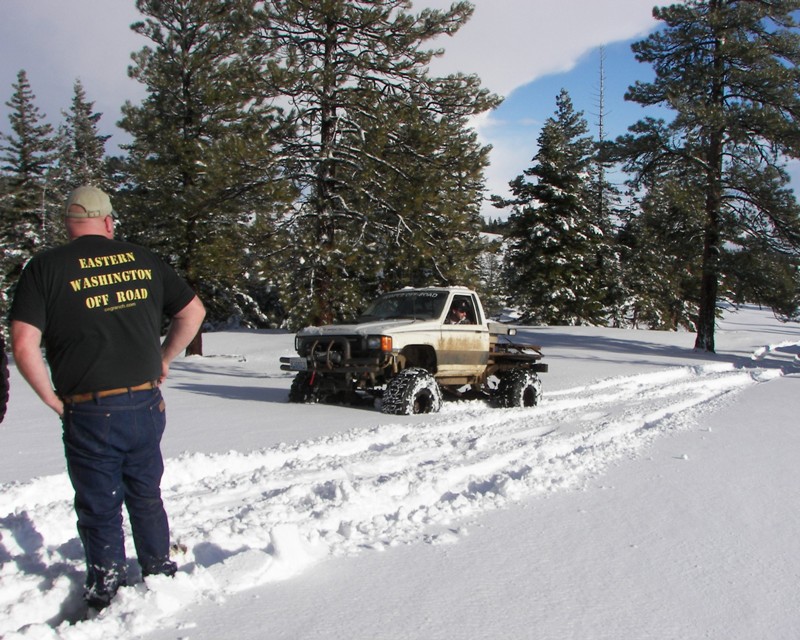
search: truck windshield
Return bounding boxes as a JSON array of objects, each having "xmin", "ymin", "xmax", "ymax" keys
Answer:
[{"xmin": 357, "ymin": 291, "xmax": 449, "ymax": 321}]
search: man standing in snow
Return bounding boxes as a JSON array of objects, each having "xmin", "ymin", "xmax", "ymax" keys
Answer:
[{"xmin": 9, "ymin": 185, "xmax": 205, "ymax": 612}]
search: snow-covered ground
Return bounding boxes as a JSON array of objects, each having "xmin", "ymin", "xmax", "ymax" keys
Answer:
[{"xmin": 2, "ymin": 305, "xmax": 800, "ymax": 640}]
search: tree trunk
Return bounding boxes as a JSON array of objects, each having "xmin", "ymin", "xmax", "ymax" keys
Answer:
[
  {"xmin": 185, "ymin": 329, "xmax": 203, "ymax": 357},
  {"xmin": 694, "ymin": 24, "xmax": 725, "ymax": 354},
  {"xmin": 694, "ymin": 152, "xmax": 723, "ymax": 352},
  {"xmin": 694, "ymin": 250, "xmax": 718, "ymax": 352}
]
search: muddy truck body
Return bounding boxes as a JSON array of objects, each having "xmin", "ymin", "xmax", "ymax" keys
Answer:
[{"xmin": 280, "ymin": 287, "xmax": 547, "ymax": 414}]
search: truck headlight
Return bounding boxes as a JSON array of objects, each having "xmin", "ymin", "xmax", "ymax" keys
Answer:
[{"xmin": 367, "ymin": 336, "xmax": 392, "ymax": 351}]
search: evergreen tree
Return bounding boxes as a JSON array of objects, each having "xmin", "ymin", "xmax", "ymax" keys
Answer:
[
  {"xmin": 0, "ymin": 70, "xmax": 56, "ymax": 321},
  {"xmin": 118, "ymin": 0, "xmax": 292, "ymax": 343},
  {"xmin": 42, "ymin": 79, "xmax": 114, "ymax": 249},
  {"xmin": 57, "ymin": 79, "xmax": 111, "ymax": 189},
  {"xmin": 254, "ymin": 0, "xmax": 499, "ymax": 327},
  {"xmin": 348, "ymin": 87, "xmax": 491, "ymax": 292},
  {"xmin": 494, "ymin": 89, "xmax": 609, "ymax": 325},
  {"xmin": 481, "ymin": 216, "xmax": 509, "ymax": 234},
  {"xmin": 724, "ymin": 235, "xmax": 800, "ymax": 321},
  {"xmin": 588, "ymin": 47, "xmax": 626, "ymax": 326},
  {"xmin": 475, "ymin": 232, "xmax": 507, "ymax": 318},
  {"xmin": 616, "ymin": 171, "xmax": 704, "ymax": 330},
  {"xmin": 620, "ymin": 0, "xmax": 800, "ymax": 351},
  {"xmin": 586, "ymin": 159, "xmax": 625, "ymax": 326}
]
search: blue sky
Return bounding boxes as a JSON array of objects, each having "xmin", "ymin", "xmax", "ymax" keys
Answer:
[{"xmin": 477, "ymin": 38, "xmax": 661, "ymax": 212}]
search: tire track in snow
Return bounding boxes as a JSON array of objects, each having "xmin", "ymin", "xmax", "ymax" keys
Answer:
[
  {"xmin": 0, "ymin": 363, "xmax": 779, "ymax": 638},
  {"xmin": 163, "ymin": 363, "xmax": 773, "ymax": 569}
]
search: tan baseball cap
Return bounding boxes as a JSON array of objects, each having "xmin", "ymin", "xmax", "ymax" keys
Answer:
[{"xmin": 64, "ymin": 186, "xmax": 113, "ymax": 218}]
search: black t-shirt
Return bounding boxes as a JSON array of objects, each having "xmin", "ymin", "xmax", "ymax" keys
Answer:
[{"xmin": 10, "ymin": 235, "xmax": 196, "ymax": 396}]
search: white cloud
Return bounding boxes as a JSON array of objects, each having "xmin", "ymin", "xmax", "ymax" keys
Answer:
[
  {"xmin": 1, "ymin": 0, "xmax": 659, "ymax": 127},
  {"xmin": 421, "ymin": 0, "xmax": 658, "ymax": 97},
  {"xmin": 0, "ymin": 0, "xmax": 660, "ymax": 210}
]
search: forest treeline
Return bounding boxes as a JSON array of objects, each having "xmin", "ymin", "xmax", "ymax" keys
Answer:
[{"xmin": 2, "ymin": 0, "xmax": 800, "ymax": 354}]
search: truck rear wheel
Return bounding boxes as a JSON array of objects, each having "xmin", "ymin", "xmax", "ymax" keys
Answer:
[
  {"xmin": 495, "ymin": 368, "xmax": 541, "ymax": 408},
  {"xmin": 381, "ymin": 368, "xmax": 442, "ymax": 415}
]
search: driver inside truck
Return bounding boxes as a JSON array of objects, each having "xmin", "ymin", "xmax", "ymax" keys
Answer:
[{"xmin": 446, "ymin": 299, "xmax": 471, "ymax": 324}]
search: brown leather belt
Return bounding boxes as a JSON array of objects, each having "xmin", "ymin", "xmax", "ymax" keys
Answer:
[{"xmin": 61, "ymin": 381, "xmax": 159, "ymax": 404}]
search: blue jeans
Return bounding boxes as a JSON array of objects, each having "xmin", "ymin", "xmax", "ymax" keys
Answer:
[{"xmin": 62, "ymin": 388, "xmax": 176, "ymax": 608}]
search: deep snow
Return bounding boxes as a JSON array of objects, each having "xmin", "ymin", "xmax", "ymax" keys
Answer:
[{"xmin": 1, "ymin": 305, "xmax": 799, "ymax": 640}]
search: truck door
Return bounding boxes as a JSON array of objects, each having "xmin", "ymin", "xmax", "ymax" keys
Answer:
[{"xmin": 438, "ymin": 294, "xmax": 490, "ymax": 379}]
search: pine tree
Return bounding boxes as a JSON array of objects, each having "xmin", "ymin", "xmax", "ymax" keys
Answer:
[
  {"xmin": 254, "ymin": 0, "xmax": 499, "ymax": 327},
  {"xmin": 0, "ymin": 70, "xmax": 56, "ymax": 320},
  {"xmin": 494, "ymin": 90, "xmax": 609, "ymax": 325},
  {"xmin": 589, "ymin": 47, "xmax": 625, "ymax": 326},
  {"xmin": 616, "ymin": 171, "xmax": 704, "ymax": 330},
  {"xmin": 118, "ymin": 0, "xmax": 292, "ymax": 343},
  {"xmin": 57, "ymin": 79, "xmax": 110, "ymax": 189},
  {"xmin": 475, "ymin": 232, "xmax": 507, "ymax": 318},
  {"xmin": 724, "ymin": 235, "xmax": 800, "ymax": 320},
  {"xmin": 621, "ymin": 0, "xmax": 800, "ymax": 351},
  {"xmin": 40, "ymin": 79, "xmax": 114, "ymax": 249},
  {"xmin": 349, "ymin": 86, "xmax": 491, "ymax": 290}
]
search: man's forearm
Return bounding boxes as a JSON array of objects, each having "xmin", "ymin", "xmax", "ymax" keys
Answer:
[
  {"xmin": 161, "ymin": 295, "xmax": 206, "ymax": 366},
  {"xmin": 10, "ymin": 320, "xmax": 63, "ymax": 415}
]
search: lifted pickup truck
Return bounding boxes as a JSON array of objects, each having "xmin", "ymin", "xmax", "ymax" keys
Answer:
[{"xmin": 280, "ymin": 287, "xmax": 547, "ymax": 415}]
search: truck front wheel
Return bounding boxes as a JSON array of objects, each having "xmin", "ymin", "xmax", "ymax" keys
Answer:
[
  {"xmin": 381, "ymin": 368, "xmax": 442, "ymax": 415},
  {"xmin": 288, "ymin": 371, "xmax": 320, "ymax": 403},
  {"xmin": 495, "ymin": 368, "xmax": 541, "ymax": 408}
]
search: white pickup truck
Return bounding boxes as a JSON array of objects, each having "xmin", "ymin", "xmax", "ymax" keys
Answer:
[{"xmin": 280, "ymin": 286, "xmax": 547, "ymax": 415}]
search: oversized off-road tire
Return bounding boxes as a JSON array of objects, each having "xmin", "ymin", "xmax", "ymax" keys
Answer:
[
  {"xmin": 288, "ymin": 371, "xmax": 320, "ymax": 403},
  {"xmin": 0, "ymin": 333, "xmax": 8, "ymax": 424},
  {"xmin": 381, "ymin": 368, "xmax": 442, "ymax": 415},
  {"xmin": 495, "ymin": 368, "xmax": 541, "ymax": 409}
]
